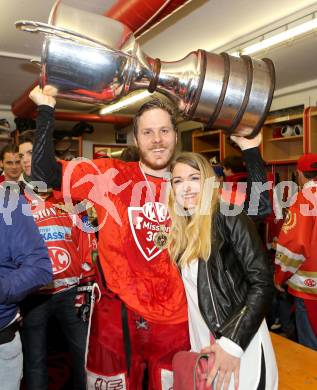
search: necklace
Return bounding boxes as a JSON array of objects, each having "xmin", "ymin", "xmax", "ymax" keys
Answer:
[{"xmin": 138, "ymin": 162, "xmax": 170, "ymax": 250}]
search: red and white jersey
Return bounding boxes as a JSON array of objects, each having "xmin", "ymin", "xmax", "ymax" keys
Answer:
[
  {"xmin": 60, "ymin": 159, "xmax": 188, "ymax": 325},
  {"xmin": 25, "ymin": 191, "xmax": 96, "ymax": 294},
  {"xmin": 275, "ymin": 181, "xmax": 317, "ymax": 300}
]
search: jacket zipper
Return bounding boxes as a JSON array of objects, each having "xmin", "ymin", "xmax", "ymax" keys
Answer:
[
  {"xmin": 231, "ymin": 306, "xmax": 248, "ymax": 339},
  {"xmin": 225, "ymin": 269, "xmax": 235, "ymax": 288},
  {"xmin": 220, "ymin": 305, "xmax": 247, "ymax": 332},
  {"xmin": 205, "ymin": 261, "xmax": 220, "ymax": 328},
  {"xmin": 225, "ymin": 269, "xmax": 242, "ymax": 304}
]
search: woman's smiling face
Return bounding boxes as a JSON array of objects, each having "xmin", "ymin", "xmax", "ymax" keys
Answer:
[{"xmin": 171, "ymin": 162, "xmax": 201, "ymax": 210}]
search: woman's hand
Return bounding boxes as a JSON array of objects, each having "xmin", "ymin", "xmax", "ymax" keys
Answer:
[
  {"xmin": 29, "ymin": 85, "xmax": 57, "ymax": 108},
  {"xmin": 201, "ymin": 343, "xmax": 240, "ymax": 390}
]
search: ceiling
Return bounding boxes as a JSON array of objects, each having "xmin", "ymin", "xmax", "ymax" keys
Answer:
[{"xmin": 1, "ymin": 0, "xmax": 317, "ymax": 121}]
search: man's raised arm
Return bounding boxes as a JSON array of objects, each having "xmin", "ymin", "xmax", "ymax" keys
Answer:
[
  {"xmin": 29, "ymin": 85, "xmax": 62, "ymax": 190},
  {"xmin": 231, "ymin": 133, "xmax": 272, "ymax": 218}
]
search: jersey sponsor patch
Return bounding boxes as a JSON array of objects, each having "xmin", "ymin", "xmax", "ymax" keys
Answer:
[
  {"xmin": 39, "ymin": 225, "xmax": 72, "ymax": 242},
  {"xmin": 128, "ymin": 202, "xmax": 170, "ymax": 262},
  {"xmin": 32, "ymin": 206, "xmax": 57, "ymax": 221},
  {"xmin": 48, "ymin": 246, "xmax": 71, "ymax": 274}
]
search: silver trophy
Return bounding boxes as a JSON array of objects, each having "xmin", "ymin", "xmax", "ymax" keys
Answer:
[{"xmin": 16, "ymin": 0, "xmax": 275, "ymax": 137}]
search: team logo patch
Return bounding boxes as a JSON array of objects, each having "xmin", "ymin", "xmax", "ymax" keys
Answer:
[
  {"xmin": 304, "ymin": 278, "xmax": 316, "ymax": 288},
  {"xmin": 48, "ymin": 246, "xmax": 71, "ymax": 274},
  {"xmin": 282, "ymin": 210, "xmax": 297, "ymax": 234},
  {"xmin": 128, "ymin": 202, "xmax": 170, "ymax": 261},
  {"xmin": 87, "ymin": 369, "xmax": 127, "ymax": 390}
]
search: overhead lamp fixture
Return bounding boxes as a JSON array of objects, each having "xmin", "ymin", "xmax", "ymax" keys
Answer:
[
  {"xmin": 99, "ymin": 91, "xmax": 152, "ymax": 115},
  {"xmin": 230, "ymin": 14, "xmax": 317, "ymax": 56}
]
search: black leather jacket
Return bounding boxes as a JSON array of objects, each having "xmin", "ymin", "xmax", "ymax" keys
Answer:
[{"xmin": 197, "ymin": 208, "xmax": 274, "ymax": 351}]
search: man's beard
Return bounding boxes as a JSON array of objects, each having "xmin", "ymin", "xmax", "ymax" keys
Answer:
[{"xmin": 138, "ymin": 147, "xmax": 175, "ymax": 171}]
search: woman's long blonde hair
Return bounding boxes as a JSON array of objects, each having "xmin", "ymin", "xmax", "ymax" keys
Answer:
[{"xmin": 168, "ymin": 152, "xmax": 219, "ymax": 268}]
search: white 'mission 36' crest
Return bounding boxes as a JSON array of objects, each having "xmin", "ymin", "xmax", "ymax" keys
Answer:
[{"xmin": 128, "ymin": 202, "xmax": 170, "ymax": 261}]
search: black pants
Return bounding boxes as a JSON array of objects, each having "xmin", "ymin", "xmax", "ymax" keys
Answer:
[
  {"xmin": 20, "ymin": 287, "xmax": 87, "ymax": 390},
  {"xmin": 257, "ymin": 346, "xmax": 266, "ymax": 390}
]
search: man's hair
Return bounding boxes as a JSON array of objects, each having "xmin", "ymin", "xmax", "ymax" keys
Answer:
[
  {"xmin": 0, "ymin": 144, "xmax": 19, "ymax": 161},
  {"xmin": 18, "ymin": 130, "xmax": 35, "ymax": 146},
  {"xmin": 222, "ymin": 155, "xmax": 245, "ymax": 173},
  {"xmin": 133, "ymin": 99, "xmax": 178, "ymax": 137}
]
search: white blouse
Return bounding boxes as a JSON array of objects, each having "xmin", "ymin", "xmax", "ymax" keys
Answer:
[{"xmin": 181, "ymin": 259, "xmax": 278, "ymax": 390}]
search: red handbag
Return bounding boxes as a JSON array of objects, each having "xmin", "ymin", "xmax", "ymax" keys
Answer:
[
  {"xmin": 173, "ymin": 351, "xmax": 214, "ymax": 390},
  {"xmin": 172, "ymin": 349, "xmax": 215, "ymax": 389}
]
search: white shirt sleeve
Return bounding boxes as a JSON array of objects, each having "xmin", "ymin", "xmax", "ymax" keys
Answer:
[{"xmin": 217, "ymin": 336, "xmax": 244, "ymax": 358}]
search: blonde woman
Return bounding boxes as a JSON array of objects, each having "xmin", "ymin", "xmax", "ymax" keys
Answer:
[{"xmin": 169, "ymin": 152, "xmax": 278, "ymax": 390}]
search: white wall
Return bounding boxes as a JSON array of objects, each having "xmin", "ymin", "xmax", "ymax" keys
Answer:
[{"xmin": 271, "ymin": 79, "xmax": 317, "ymax": 110}]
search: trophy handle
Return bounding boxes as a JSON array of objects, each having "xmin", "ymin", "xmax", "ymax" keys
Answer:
[{"xmin": 15, "ymin": 20, "xmax": 133, "ymax": 59}]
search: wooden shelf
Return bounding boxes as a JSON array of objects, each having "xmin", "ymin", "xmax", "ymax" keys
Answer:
[
  {"xmin": 266, "ymin": 157, "xmax": 301, "ymax": 164},
  {"xmin": 54, "ymin": 136, "xmax": 82, "ymax": 157},
  {"xmin": 262, "ymin": 112, "xmax": 304, "ymax": 163},
  {"xmin": 265, "ymin": 113, "xmax": 303, "ymax": 125},
  {"xmin": 191, "ymin": 128, "xmax": 242, "ymax": 164},
  {"xmin": 192, "ymin": 130, "xmax": 221, "ymax": 138},
  {"xmin": 197, "ymin": 148, "xmax": 220, "ymax": 153},
  {"xmin": 267, "ymin": 135, "xmax": 303, "ymax": 142},
  {"xmin": 306, "ymin": 107, "xmax": 317, "ymax": 153},
  {"xmin": 307, "ymin": 107, "xmax": 317, "ymax": 118},
  {"xmin": 192, "ymin": 129, "xmax": 221, "ymax": 159}
]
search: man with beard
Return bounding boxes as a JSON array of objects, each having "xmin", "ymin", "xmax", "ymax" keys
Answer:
[{"xmin": 29, "ymin": 85, "xmax": 270, "ymax": 389}]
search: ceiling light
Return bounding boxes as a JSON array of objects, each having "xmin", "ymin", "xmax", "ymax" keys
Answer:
[
  {"xmin": 230, "ymin": 15, "xmax": 317, "ymax": 56},
  {"xmin": 99, "ymin": 91, "xmax": 152, "ymax": 115}
]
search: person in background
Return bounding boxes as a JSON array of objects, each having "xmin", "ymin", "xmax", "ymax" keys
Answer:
[
  {"xmin": 0, "ymin": 189, "xmax": 52, "ymax": 390},
  {"xmin": 18, "ymin": 131, "xmax": 34, "ymax": 183},
  {"xmin": 222, "ymin": 155, "xmax": 246, "ymax": 181},
  {"xmin": 0, "ymin": 144, "xmax": 22, "ymax": 183},
  {"xmin": 168, "ymin": 152, "xmax": 278, "ymax": 390},
  {"xmin": 18, "ymin": 134, "xmax": 96, "ymax": 390},
  {"xmin": 221, "ymin": 145, "xmax": 272, "ymax": 220},
  {"xmin": 211, "ymin": 164, "xmax": 224, "ymax": 183},
  {"xmin": 221, "ymin": 154, "xmax": 248, "ymax": 205},
  {"xmin": 274, "ymin": 153, "xmax": 317, "ymax": 351}
]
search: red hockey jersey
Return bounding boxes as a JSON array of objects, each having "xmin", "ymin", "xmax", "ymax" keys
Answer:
[
  {"xmin": 25, "ymin": 191, "xmax": 96, "ymax": 294},
  {"xmin": 60, "ymin": 159, "xmax": 187, "ymax": 325},
  {"xmin": 275, "ymin": 182, "xmax": 317, "ymax": 300}
]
